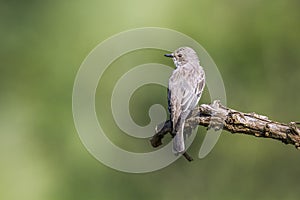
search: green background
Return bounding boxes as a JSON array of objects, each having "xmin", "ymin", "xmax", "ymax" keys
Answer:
[{"xmin": 1, "ymin": 0, "xmax": 300, "ymax": 199}]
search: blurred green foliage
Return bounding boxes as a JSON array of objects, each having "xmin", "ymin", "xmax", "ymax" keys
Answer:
[{"xmin": 1, "ymin": 0, "xmax": 300, "ymax": 199}]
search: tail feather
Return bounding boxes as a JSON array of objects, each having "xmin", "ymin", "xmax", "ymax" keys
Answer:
[{"xmin": 172, "ymin": 121, "xmax": 185, "ymax": 154}]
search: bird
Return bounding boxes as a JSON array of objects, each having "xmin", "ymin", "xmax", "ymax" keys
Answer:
[{"xmin": 165, "ymin": 47, "xmax": 205, "ymax": 154}]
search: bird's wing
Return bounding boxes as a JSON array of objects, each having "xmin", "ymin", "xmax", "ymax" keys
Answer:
[
  {"xmin": 168, "ymin": 64, "xmax": 205, "ymax": 129},
  {"xmin": 168, "ymin": 83, "xmax": 182, "ymax": 130},
  {"xmin": 180, "ymin": 65, "xmax": 205, "ymax": 118}
]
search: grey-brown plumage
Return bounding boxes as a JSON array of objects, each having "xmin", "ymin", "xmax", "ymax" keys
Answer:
[{"xmin": 165, "ymin": 47, "xmax": 205, "ymax": 154}]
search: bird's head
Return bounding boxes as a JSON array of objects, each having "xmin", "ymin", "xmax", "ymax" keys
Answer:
[{"xmin": 164, "ymin": 47, "xmax": 199, "ymax": 67}]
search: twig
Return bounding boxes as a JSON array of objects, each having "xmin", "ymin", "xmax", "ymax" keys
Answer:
[{"xmin": 150, "ymin": 100, "xmax": 300, "ymax": 160}]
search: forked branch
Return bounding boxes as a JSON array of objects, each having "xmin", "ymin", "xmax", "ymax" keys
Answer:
[{"xmin": 150, "ymin": 100, "xmax": 300, "ymax": 155}]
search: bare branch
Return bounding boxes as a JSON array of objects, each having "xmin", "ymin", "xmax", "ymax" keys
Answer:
[{"xmin": 150, "ymin": 100, "xmax": 300, "ymax": 151}]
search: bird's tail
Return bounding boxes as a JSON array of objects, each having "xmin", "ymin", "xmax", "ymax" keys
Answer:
[{"xmin": 172, "ymin": 120, "xmax": 185, "ymax": 154}]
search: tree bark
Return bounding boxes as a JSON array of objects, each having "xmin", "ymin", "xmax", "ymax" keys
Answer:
[{"xmin": 150, "ymin": 100, "xmax": 300, "ymax": 151}]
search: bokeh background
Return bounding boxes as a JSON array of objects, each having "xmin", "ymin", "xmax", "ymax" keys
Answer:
[{"xmin": 1, "ymin": 0, "xmax": 300, "ymax": 199}]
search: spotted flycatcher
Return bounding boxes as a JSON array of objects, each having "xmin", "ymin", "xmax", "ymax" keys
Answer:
[{"xmin": 165, "ymin": 47, "xmax": 205, "ymax": 154}]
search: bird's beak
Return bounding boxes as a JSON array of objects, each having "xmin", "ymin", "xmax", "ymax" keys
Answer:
[{"xmin": 164, "ymin": 54, "xmax": 174, "ymax": 58}]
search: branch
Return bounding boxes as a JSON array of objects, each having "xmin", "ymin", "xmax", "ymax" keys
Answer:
[{"xmin": 150, "ymin": 100, "xmax": 300, "ymax": 153}]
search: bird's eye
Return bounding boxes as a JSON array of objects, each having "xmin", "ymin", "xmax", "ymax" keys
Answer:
[{"xmin": 178, "ymin": 54, "xmax": 182, "ymax": 57}]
